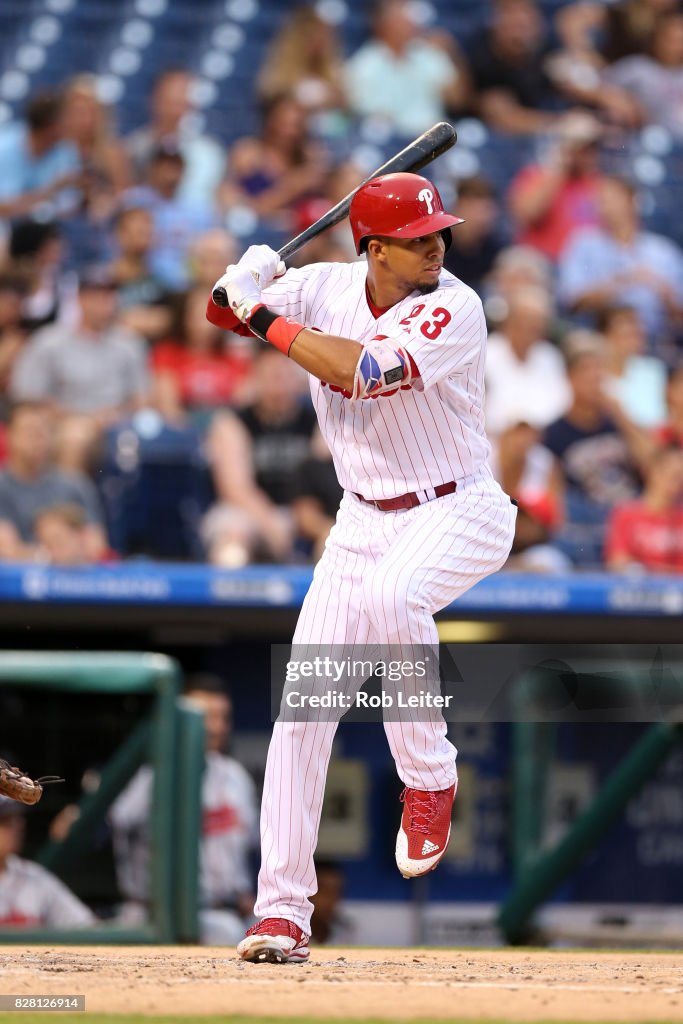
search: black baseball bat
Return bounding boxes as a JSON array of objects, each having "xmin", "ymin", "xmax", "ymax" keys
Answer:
[{"xmin": 211, "ymin": 121, "xmax": 457, "ymax": 308}]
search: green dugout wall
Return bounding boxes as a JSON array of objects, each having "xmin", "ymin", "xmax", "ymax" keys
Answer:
[{"xmin": 0, "ymin": 652, "xmax": 204, "ymax": 944}]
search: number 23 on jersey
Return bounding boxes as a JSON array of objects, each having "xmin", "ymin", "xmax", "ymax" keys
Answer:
[{"xmin": 400, "ymin": 304, "xmax": 452, "ymax": 341}]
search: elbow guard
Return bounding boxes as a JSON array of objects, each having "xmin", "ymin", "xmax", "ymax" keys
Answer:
[{"xmin": 351, "ymin": 336, "xmax": 417, "ymax": 401}]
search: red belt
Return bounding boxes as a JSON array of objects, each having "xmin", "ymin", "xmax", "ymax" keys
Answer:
[{"xmin": 354, "ymin": 480, "xmax": 457, "ymax": 512}]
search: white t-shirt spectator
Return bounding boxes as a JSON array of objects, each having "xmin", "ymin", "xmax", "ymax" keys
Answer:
[
  {"xmin": 485, "ymin": 332, "xmax": 571, "ymax": 435},
  {"xmin": 604, "ymin": 356, "xmax": 668, "ymax": 429},
  {"xmin": 346, "ymin": 40, "xmax": 456, "ymax": 136}
]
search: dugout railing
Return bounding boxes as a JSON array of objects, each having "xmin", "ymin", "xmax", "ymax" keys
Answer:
[
  {"xmin": 499, "ymin": 661, "xmax": 683, "ymax": 943},
  {"xmin": 0, "ymin": 652, "xmax": 204, "ymax": 944}
]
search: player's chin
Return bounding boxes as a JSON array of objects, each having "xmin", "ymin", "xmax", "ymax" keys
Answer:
[{"xmin": 415, "ymin": 278, "xmax": 440, "ymax": 295}]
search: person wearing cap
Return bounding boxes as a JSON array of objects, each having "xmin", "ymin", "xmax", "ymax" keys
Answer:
[
  {"xmin": 10, "ymin": 268, "xmax": 149, "ymax": 473},
  {"xmin": 507, "ymin": 112, "xmax": 603, "ymax": 262},
  {"xmin": 0, "ymin": 795, "xmax": 95, "ymax": 929},
  {"xmin": 121, "ymin": 142, "xmax": 217, "ymax": 292}
]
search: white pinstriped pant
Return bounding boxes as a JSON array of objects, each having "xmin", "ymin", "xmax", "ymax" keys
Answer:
[{"xmin": 254, "ymin": 471, "xmax": 516, "ymax": 932}]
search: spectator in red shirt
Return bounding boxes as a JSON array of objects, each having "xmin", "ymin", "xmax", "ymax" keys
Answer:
[
  {"xmin": 152, "ymin": 286, "xmax": 253, "ymax": 426},
  {"xmin": 507, "ymin": 111, "xmax": 603, "ymax": 262},
  {"xmin": 606, "ymin": 444, "xmax": 683, "ymax": 572}
]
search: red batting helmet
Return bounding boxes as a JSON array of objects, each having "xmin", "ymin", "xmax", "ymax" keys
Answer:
[{"xmin": 349, "ymin": 172, "xmax": 463, "ymax": 255}]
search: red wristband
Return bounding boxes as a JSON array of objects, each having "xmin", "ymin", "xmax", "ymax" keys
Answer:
[{"xmin": 248, "ymin": 304, "xmax": 306, "ymax": 356}]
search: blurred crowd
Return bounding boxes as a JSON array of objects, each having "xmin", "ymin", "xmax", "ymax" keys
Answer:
[{"xmin": 1, "ymin": 0, "xmax": 683, "ymax": 573}]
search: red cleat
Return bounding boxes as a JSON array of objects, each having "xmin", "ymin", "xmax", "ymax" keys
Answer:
[
  {"xmin": 237, "ymin": 917, "xmax": 310, "ymax": 964},
  {"xmin": 395, "ymin": 783, "xmax": 456, "ymax": 878}
]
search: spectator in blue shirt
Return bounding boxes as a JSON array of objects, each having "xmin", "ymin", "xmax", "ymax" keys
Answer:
[
  {"xmin": 122, "ymin": 142, "xmax": 216, "ymax": 292},
  {"xmin": 345, "ymin": 0, "xmax": 469, "ymax": 136},
  {"xmin": 557, "ymin": 175, "xmax": 683, "ymax": 358},
  {"xmin": 0, "ymin": 91, "xmax": 82, "ymax": 221},
  {"xmin": 125, "ymin": 69, "xmax": 225, "ymax": 210}
]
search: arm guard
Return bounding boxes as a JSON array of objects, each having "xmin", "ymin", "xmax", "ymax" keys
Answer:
[{"xmin": 351, "ymin": 336, "xmax": 418, "ymax": 401}]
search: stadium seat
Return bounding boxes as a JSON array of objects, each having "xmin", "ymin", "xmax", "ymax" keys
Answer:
[{"xmin": 100, "ymin": 415, "xmax": 211, "ymax": 561}]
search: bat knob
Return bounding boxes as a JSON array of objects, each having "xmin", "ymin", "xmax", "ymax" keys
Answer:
[{"xmin": 212, "ymin": 286, "xmax": 230, "ymax": 308}]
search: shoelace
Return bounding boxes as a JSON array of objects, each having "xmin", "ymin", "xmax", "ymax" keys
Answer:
[
  {"xmin": 401, "ymin": 788, "xmax": 441, "ymax": 835},
  {"xmin": 247, "ymin": 917, "xmax": 302, "ymax": 939}
]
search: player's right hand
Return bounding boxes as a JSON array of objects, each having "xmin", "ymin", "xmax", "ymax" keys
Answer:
[{"xmin": 236, "ymin": 245, "xmax": 286, "ymax": 289}]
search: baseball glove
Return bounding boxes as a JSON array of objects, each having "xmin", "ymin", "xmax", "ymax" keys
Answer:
[{"xmin": 0, "ymin": 758, "xmax": 62, "ymax": 806}]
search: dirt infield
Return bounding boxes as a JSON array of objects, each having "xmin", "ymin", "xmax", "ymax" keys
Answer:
[{"xmin": 0, "ymin": 946, "xmax": 681, "ymax": 1021}]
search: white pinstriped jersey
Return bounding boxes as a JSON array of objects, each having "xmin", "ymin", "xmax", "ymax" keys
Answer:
[
  {"xmin": 0, "ymin": 856, "xmax": 95, "ymax": 928},
  {"xmin": 261, "ymin": 261, "xmax": 491, "ymax": 500}
]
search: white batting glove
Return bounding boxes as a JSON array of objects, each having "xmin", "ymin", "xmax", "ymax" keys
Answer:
[
  {"xmin": 236, "ymin": 244, "xmax": 286, "ymax": 288},
  {"xmin": 214, "ymin": 265, "xmax": 262, "ymax": 323}
]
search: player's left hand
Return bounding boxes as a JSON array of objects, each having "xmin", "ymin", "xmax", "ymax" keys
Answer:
[{"xmin": 237, "ymin": 245, "xmax": 286, "ymax": 289}]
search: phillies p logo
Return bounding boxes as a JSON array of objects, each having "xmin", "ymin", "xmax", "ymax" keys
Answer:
[{"xmin": 418, "ymin": 188, "xmax": 434, "ymax": 214}]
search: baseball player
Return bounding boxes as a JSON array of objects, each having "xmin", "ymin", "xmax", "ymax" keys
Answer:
[
  {"xmin": 110, "ymin": 677, "xmax": 258, "ymax": 944},
  {"xmin": 0, "ymin": 797, "xmax": 95, "ymax": 929},
  {"xmin": 207, "ymin": 172, "xmax": 517, "ymax": 963}
]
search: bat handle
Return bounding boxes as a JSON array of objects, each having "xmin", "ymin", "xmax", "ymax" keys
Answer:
[{"xmin": 212, "ymin": 286, "xmax": 229, "ymax": 308}]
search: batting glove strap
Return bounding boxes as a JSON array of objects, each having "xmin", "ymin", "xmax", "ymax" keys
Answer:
[{"xmin": 248, "ymin": 305, "xmax": 306, "ymax": 355}]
